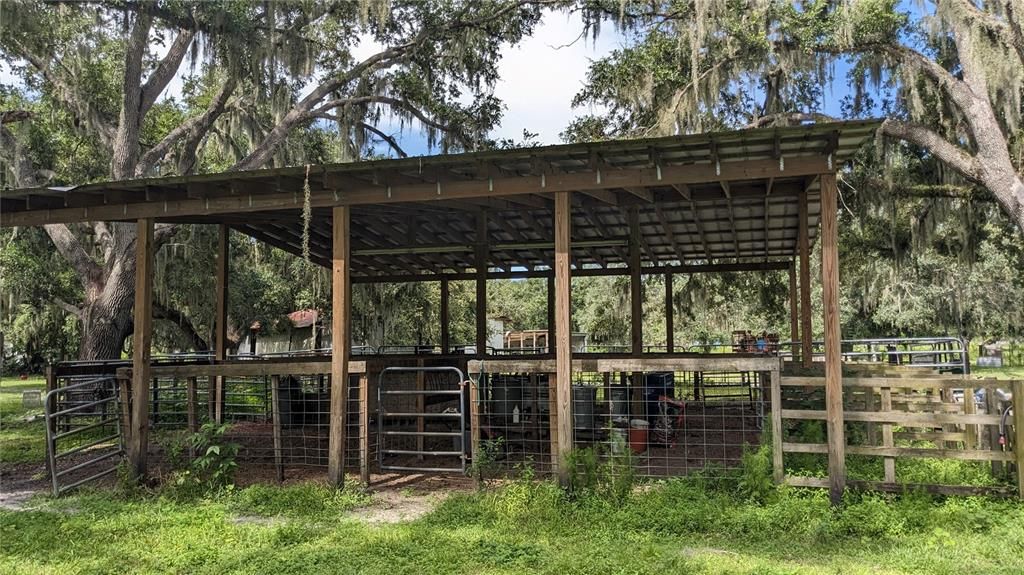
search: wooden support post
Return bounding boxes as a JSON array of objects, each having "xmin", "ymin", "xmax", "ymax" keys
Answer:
[
  {"xmin": 440, "ymin": 279, "xmax": 450, "ymax": 354},
  {"xmin": 1013, "ymin": 380, "xmax": 1024, "ymax": 499},
  {"xmin": 664, "ymin": 273, "xmax": 674, "ymax": 353},
  {"xmin": 186, "ymin": 377, "xmax": 198, "ymax": 434},
  {"xmin": 271, "ymin": 374, "xmax": 284, "ymax": 482},
  {"xmin": 799, "ymin": 188, "xmax": 813, "ymax": 368},
  {"xmin": 788, "ymin": 263, "xmax": 799, "ymax": 362},
  {"xmin": 359, "ymin": 373, "xmax": 370, "ymax": 486},
  {"xmin": 865, "ymin": 387, "xmax": 877, "ymax": 447},
  {"xmin": 129, "ymin": 217, "xmax": 154, "ymax": 480},
  {"xmin": 964, "ymin": 386, "xmax": 977, "ymax": 450},
  {"xmin": 476, "ymin": 212, "xmax": 488, "ymax": 354},
  {"xmin": 986, "ymin": 389, "xmax": 1004, "ymax": 477},
  {"xmin": 770, "ymin": 366, "xmax": 783, "ymax": 483},
  {"xmin": 554, "ymin": 191, "xmax": 573, "ymax": 484},
  {"xmin": 629, "ymin": 208, "xmax": 643, "ymax": 355},
  {"xmin": 820, "ymin": 173, "xmax": 846, "ymax": 505},
  {"xmin": 469, "ymin": 375, "xmax": 481, "ymax": 476},
  {"xmin": 880, "ymin": 386, "xmax": 895, "ymax": 483},
  {"xmin": 327, "ymin": 206, "xmax": 351, "ymax": 487},
  {"xmin": 118, "ymin": 373, "xmax": 131, "ymax": 449},
  {"xmin": 214, "ymin": 223, "xmax": 229, "ymax": 423},
  {"xmin": 546, "ymin": 274, "xmax": 555, "ymax": 353}
]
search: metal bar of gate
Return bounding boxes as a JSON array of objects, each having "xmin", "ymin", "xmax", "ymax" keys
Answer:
[
  {"xmin": 377, "ymin": 366, "xmax": 468, "ymax": 473},
  {"xmin": 45, "ymin": 376, "xmax": 124, "ymax": 496}
]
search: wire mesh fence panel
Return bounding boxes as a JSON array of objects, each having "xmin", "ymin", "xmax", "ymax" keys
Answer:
[
  {"xmin": 569, "ymin": 370, "xmax": 767, "ymax": 479},
  {"xmin": 477, "ymin": 373, "xmax": 555, "ymax": 474}
]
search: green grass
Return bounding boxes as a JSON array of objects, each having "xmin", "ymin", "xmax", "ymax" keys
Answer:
[
  {"xmin": 1, "ymin": 478, "xmax": 1022, "ymax": 575},
  {"xmin": 0, "ymin": 376, "xmax": 47, "ymax": 465}
]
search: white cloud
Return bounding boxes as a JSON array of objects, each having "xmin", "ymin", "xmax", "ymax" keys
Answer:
[{"xmin": 490, "ymin": 12, "xmax": 619, "ymax": 144}]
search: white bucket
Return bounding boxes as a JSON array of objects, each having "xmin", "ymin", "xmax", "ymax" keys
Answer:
[
  {"xmin": 610, "ymin": 428, "xmax": 628, "ymax": 454},
  {"xmin": 629, "ymin": 419, "xmax": 649, "ymax": 429}
]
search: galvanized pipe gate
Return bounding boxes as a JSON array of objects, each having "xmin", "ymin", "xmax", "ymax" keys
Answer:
[
  {"xmin": 44, "ymin": 376, "xmax": 124, "ymax": 496},
  {"xmin": 377, "ymin": 366, "xmax": 469, "ymax": 473}
]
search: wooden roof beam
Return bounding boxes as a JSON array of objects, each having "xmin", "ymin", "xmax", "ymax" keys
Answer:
[
  {"xmin": 719, "ymin": 181, "xmax": 742, "ymax": 260},
  {"xmin": 622, "ymin": 187, "xmax": 653, "ymax": 202},
  {"xmin": 654, "ymin": 206, "xmax": 684, "ymax": 263},
  {"xmin": 579, "ymin": 189, "xmax": 618, "ymax": 205},
  {"xmin": 4, "ymin": 155, "xmax": 835, "ymax": 226},
  {"xmin": 689, "ymin": 200, "xmax": 714, "ymax": 262}
]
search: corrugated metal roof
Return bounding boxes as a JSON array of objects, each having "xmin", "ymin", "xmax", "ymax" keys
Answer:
[{"xmin": 1, "ymin": 120, "xmax": 882, "ymax": 277}]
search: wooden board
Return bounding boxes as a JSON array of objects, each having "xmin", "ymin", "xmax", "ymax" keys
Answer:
[
  {"xmin": 214, "ymin": 224, "xmax": 229, "ymax": 423},
  {"xmin": 781, "ymin": 376, "xmax": 1010, "ymax": 390},
  {"xmin": 820, "ymin": 173, "xmax": 845, "ymax": 505},
  {"xmin": 129, "ymin": 218, "xmax": 154, "ymax": 478},
  {"xmin": 467, "ymin": 356, "xmax": 779, "ymax": 374},
  {"xmin": 327, "ymin": 205, "xmax": 351, "ymax": 487},
  {"xmin": 780, "ymin": 408, "xmax": 1003, "ymax": 426},
  {"xmin": 798, "ymin": 188, "xmax": 813, "ymax": 368},
  {"xmin": 782, "ymin": 442, "xmax": 1015, "ymax": 462},
  {"xmin": 784, "ymin": 475, "xmax": 1015, "ymax": 497},
  {"xmin": 554, "ymin": 191, "xmax": 572, "ymax": 485}
]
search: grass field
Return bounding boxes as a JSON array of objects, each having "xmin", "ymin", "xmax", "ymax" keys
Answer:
[
  {"xmin": 0, "ymin": 376, "xmax": 47, "ymax": 465},
  {"xmin": 1, "ymin": 476, "xmax": 1023, "ymax": 574}
]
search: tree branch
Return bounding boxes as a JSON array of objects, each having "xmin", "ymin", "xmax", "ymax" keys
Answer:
[
  {"xmin": 153, "ymin": 300, "xmax": 209, "ymax": 351},
  {"xmin": 3, "ymin": 39, "xmax": 115, "ymax": 146},
  {"xmin": 154, "ymin": 223, "xmax": 180, "ymax": 248},
  {"xmin": 0, "ymin": 122, "xmax": 39, "ymax": 187},
  {"xmin": 110, "ymin": 11, "xmax": 153, "ymax": 179},
  {"xmin": 359, "ymin": 122, "xmax": 408, "ymax": 157},
  {"xmin": 880, "ymin": 118, "xmax": 982, "ymax": 181},
  {"xmin": 42, "ymin": 223, "xmax": 102, "ymax": 289},
  {"xmin": 53, "ymin": 297, "xmax": 83, "ymax": 318},
  {"xmin": 137, "ymin": 76, "xmax": 238, "ymax": 176},
  {"xmin": 230, "ymin": 0, "xmax": 555, "ymax": 170},
  {"xmin": 746, "ymin": 111, "xmax": 839, "ymax": 129},
  {"xmin": 950, "ymin": 0, "xmax": 1024, "ymax": 65},
  {"xmin": 139, "ymin": 27, "xmax": 196, "ymax": 116}
]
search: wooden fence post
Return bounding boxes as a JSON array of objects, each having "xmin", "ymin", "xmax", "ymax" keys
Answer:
[
  {"xmin": 271, "ymin": 374, "xmax": 284, "ymax": 482},
  {"xmin": 327, "ymin": 205, "xmax": 351, "ymax": 488},
  {"xmin": 129, "ymin": 218, "xmax": 154, "ymax": 479},
  {"xmin": 186, "ymin": 377, "xmax": 198, "ymax": 434},
  {"xmin": 880, "ymin": 386, "xmax": 895, "ymax": 483},
  {"xmin": 554, "ymin": 191, "xmax": 573, "ymax": 485},
  {"xmin": 820, "ymin": 173, "xmax": 846, "ymax": 505},
  {"xmin": 359, "ymin": 373, "xmax": 370, "ymax": 486},
  {"xmin": 770, "ymin": 365, "xmax": 784, "ymax": 483}
]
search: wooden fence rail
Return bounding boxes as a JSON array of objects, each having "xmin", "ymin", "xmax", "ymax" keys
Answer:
[{"xmin": 772, "ymin": 375, "xmax": 1024, "ymax": 498}]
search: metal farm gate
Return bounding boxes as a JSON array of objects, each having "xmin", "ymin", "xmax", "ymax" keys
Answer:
[
  {"xmin": 44, "ymin": 376, "xmax": 124, "ymax": 496},
  {"xmin": 377, "ymin": 366, "xmax": 468, "ymax": 473}
]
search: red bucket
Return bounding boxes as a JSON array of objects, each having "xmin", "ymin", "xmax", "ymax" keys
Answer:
[{"xmin": 628, "ymin": 419, "xmax": 649, "ymax": 454}]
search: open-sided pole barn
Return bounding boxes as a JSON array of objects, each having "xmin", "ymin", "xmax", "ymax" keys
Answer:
[{"xmin": 9, "ymin": 120, "xmax": 1021, "ymax": 503}]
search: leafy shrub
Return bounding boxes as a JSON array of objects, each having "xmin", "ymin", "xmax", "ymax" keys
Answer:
[
  {"xmin": 565, "ymin": 443, "xmax": 636, "ymax": 505},
  {"xmin": 166, "ymin": 423, "xmax": 239, "ymax": 496},
  {"xmin": 736, "ymin": 444, "xmax": 777, "ymax": 503},
  {"xmin": 469, "ymin": 437, "xmax": 505, "ymax": 489}
]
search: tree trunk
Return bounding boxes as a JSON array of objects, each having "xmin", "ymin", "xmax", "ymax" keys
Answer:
[
  {"xmin": 77, "ymin": 226, "xmax": 139, "ymax": 360},
  {"xmin": 78, "ymin": 288, "xmax": 135, "ymax": 360}
]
